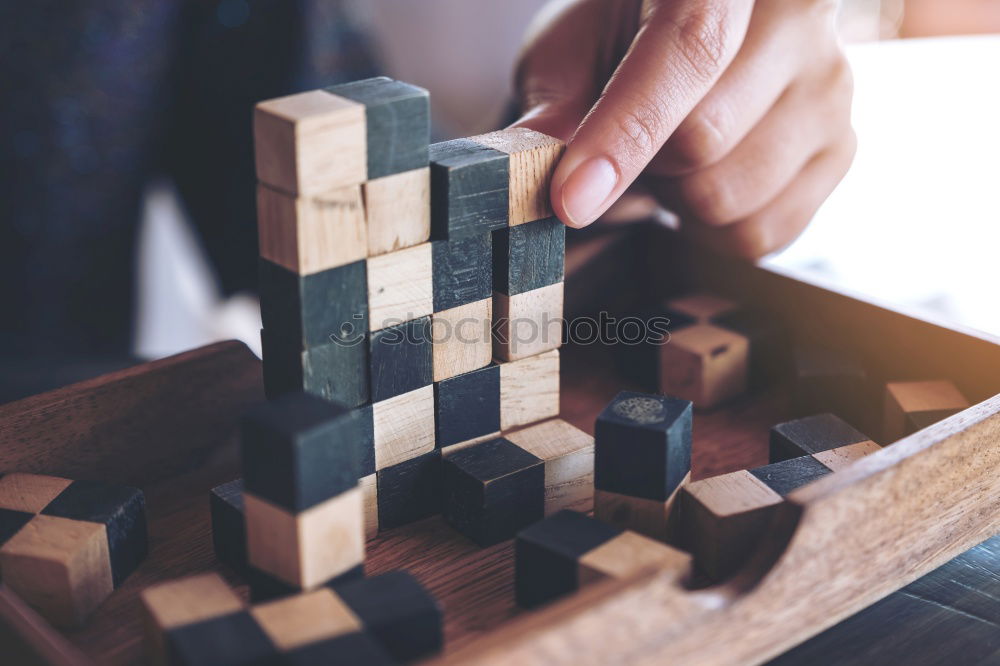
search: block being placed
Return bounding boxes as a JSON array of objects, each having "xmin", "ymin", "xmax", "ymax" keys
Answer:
[
  {"xmin": 506, "ymin": 419, "xmax": 594, "ymax": 516},
  {"xmin": 369, "ymin": 318, "xmax": 433, "ymax": 402},
  {"xmin": 769, "ymin": 413, "xmax": 873, "ymax": 464},
  {"xmin": 366, "ymin": 243, "xmax": 433, "ymax": 332},
  {"xmin": 254, "ymin": 89, "xmax": 366, "ymax": 196},
  {"xmin": 499, "ymin": 349, "xmax": 560, "ymax": 431},
  {"xmin": 261, "ymin": 328, "xmax": 369, "ymax": 408},
  {"xmin": 429, "ymin": 138, "xmax": 509, "ymax": 239},
  {"xmin": 372, "ymin": 385, "xmax": 436, "ymax": 470},
  {"xmin": 257, "ymin": 183, "xmax": 367, "ymax": 275},
  {"xmin": 883, "ymin": 380, "xmax": 969, "ymax": 442},
  {"xmin": 326, "ymin": 77, "xmax": 430, "ymax": 180},
  {"xmin": 431, "ymin": 298, "xmax": 492, "ymax": 382},
  {"xmin": 470, "ymin": 128, "xmax": 564, "ymax": 226},
  {"xmin": 376, "ymin": 450, "xmax": 442, "ymax": 531},
  {"xmin": 363, "ymin": 167, "xmax": 431, "ymax": 256},
  {"xmin": 442, "ymin": 438, "xmax": 544, "ymax": 546},
  {"xmin": 492, "ymin": 217, "xmax": 565, "ymax": 296},
  {"xmin": 665, "ymin": 292, "xmax": 738, "ymax": 323},
  {"xmin": 0, "ymin": 474, "xmax": 148, "ymax": 627},
  {"xmin": 434, "ymin": 364, "xmax": 501, "ymax": 449},
  {"xmin": 515, "ymin": 510, "xmax": 689, "ymax": 609},
  {"xmin": 659, "ymin": 324, "xmax": 749, "ymax": 409},
  {"xmin": 493, "ymin": 282, "xmax": 564, "ymax": 362},
  {"xmin": 431, "ymin": 233, "xmax": 492, "ymax": 313},
  {"xmin": 791, "ymin": 345, "xmax": 869, "ymax": 429}
]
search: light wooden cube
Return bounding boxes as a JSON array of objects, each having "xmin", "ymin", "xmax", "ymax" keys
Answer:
[
  {"xmin": 363, "ymin": 167, "xmax": 431, "ymax": 256},
  {"xmin": 372, "ymin": 385, "xmax": 436, "ymax": 470},
  {"xmin": 659, "ymin": 324, "xmax": 749, "ymax": 409},
  {"xmin": 499, "ymin": 349, "xmax": 560, "ymax": 430},
  {"xmin": 431, "ymin": 298, "xmax": 492, "ymax": 382},
  {"xmin": 470, "ymin": 128, "xmax": 564, "ymax": 226},
  {"xmin": 506, "ymin": 419, "xmax": 594, "ymax": 515},
  {"xmin": 883, "ymin": 380, "xmax": 969, "ymax": 442},
  {"xmin": 493, "ymin": 282, "xmax": 564, "ymax": 362},
  {"xmin": 367, "ymin": 243, "xmax": 434, "ymax": 332}
]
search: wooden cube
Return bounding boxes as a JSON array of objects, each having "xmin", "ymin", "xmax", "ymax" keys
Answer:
[
  {"xmin": 376, "ymin": 450, "xmax": 442, "ymax": 531},
  {"xmin": 470, "ymin": 128, "xmax": 564, "ymax": 226},
  {"xmin": 254, "ymin": 90, "xmax": 366, "ymax": 196},
  {"xmin": 431, "ymin": 234, "xmax": 492, "ymax": 312},
  {"xmin": 359, "ymin": 473, "xmax": 378, "ymax": 540},
  {"xmin": 431, "ymin": 298, "xmax": 492, "ymax": 382},
  {"xmin": 492, "ymin": 282, "xmax": 564, "ymax": 362},
  {"xmin": 791, "ymin": 345, "xmax": 869, "ymax": 429},
  {"xmin": 363, "ymin": 167, "xmax": 431, "ymax": 256},
  {"xmin": 366, "ymin": 242, "xmax": 433, "ymax": 332},
  {"xmin": 257, "ymin": 183, "xmax": 367, "ymax": 275},
  {"xmin": 442, "ymin": 438, "xmax": 544, "ymax": 546},
  {"xmin": 434, "ymin": 364, "xmax": 501, "ymax": 449},
  {"xmin": 659, "ymin": 324, "xmax": 749, "ymax": 409},
  {"xmin": 499, "ymin": 349, "xmax": 560, "ymax": 431},
  {"xmin": 665, "ymin": 292, "xmax": 739, "ymax": 322},
  {"xmin": 260, "ymin": 328, "xmax": 370, "ymax": 408},
  {"xmin": 372, "ymin": 385, "xmax": 436, "ymax": 470},
  {"xmin": 492, "ymin": 217, "xmax": 565, "ymax": 296},
  {"xmin": 883, "ymin": 380, "xmax": 969, "ymax": 442},
  {"xmin": 770, "ymin": 413, "xmax": 873, "ymax": 463},
  {"xmin": 515, "ymin": 510, "xmax": 689, "ymax": 609},
  {"xmin": 210, "ymin": 479, "xmax": 246, "ymax": 572},
  {"xmin": 0, "ymin": 474, "xmax": 147, "ymax": 627},
  {"xmin": 429, "ymin": 138, "xmax": 509, "ymax": 239},
  {"xmin": 615, "ymin": 305, "xmax": 696, "ymax": 392},
  {"xmin": 326, "ymin": 77, "xmax": 430, "ymax": 180},
  {"xmin": 711, "ymin": 307, "xmax": 787, "ymax": 388},
  {"xmin": 369, "ymin": 318, "xmax": 433, "ymax": 402},
  {"xmin": 506, "ymin": 419, "xmax": 594, "ymax": 515}
]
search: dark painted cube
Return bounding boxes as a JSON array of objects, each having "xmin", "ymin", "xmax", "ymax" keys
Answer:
[
  {"xmin": 431, "ymin": 235, "xmax": 493, "ymax": 312},
  {"xmin": 261, "ymin": 328, "xmax": 370, "ymax": 408},
  {"xmin": 515, "ymin": 510, "xmax": 622, "ymax": 609},
  {"xmin": 594, "ymin": 391, "xmax": 692, "ymax": 501},
  {"xmin": 240, "ymin": 393, "xmax": 373, "ymax": 512},
  {"xmin": 770, "ymin": 413, "xmax": 870, "ymax": 464},
  {"xmin": 712, "ymin": 308, "xmax": 787, "ymax": 388},
  {"xmin": 434, "ymin": 364, "xmax": 500, "ymax": 448},
  {"xmin": 749, "ymin": 456, "xmax": 833, "ymax": 496},
  {"xmin": 258, "ymin": 258, "xmax": 368, "ymax": 351},
  {"xmin": 336, "ymin": 571, "xmax": 443, "ymax": 661},
  {"xmin": 376, "ymin": 450, "xmax": 442, "ymax": 530},
  {"xmin": 492, "ymin": 217, "xmax": 565, "ymax": 296},
  {"xmin": 210, "ymin": 479, "xmax": 246, "ymax": 572},
  {"xmin": 615, "ymin": 306, "xmax": 696, "ymax": 391},
  {"xmin": 442, "ymin": 438, "xmax": 544, "ymax": 546},
  {"xmin": 326, "ymin": 77, "xmax": 429, "ymax": 179},
  {"xmin": 430, "ymin": 138, "xmax": 509, "ymax": 240},
  {"xmin": 165, "ymin": 610, "xmax": 276, "ymax": 666},
  {"xmin": 369, "ymin": 317, "xmax": 434, "ymax": 402}
]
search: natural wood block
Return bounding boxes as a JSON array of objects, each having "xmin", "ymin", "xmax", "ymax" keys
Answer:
[
  {"xmin": 429, "ymin": 138, "xmax": 509, "ymax": 239},
  {"xmin": 659, "ymin": 324, "xmax": 749, "ymax": 409},
  {"xmin": 884, "ymin": 380, "xmax": 969, "ymax": 442},
  {"xmin": 749, "ymin": 455, "xmax": 833, "ymax": 496},
  {"xmin": 792, "ymin": 345, "xmax": 869, "ymax": 429},
  {"xmin": 506, "ymin": 419, "xmax": 594, "ymax": 515},
  {"xmin": 369, "ymin": 317, "xmax": 433, "ymax": 402},
  {"xmin": 442, "ymin": 438, "xmax": 544, "ymax": 546},
  {"xmin": 326, "ymin": 77, "xmax": 430, "ymax": 180},
  {"xmin": 434, "ymin": 364, "xmax": 501, "ymax": 448},
  {"xmin": 492, "ymin": 216, "xmax": 565, "ymax": 295},
  {"xmin": 372, "ymin": 384, "xmax": 436, "ymax": 470},
  {"xmin": 431, "ymin": 234, "xmax": 493, "ymax": 312},
  {"xmin": 363, "ymin": 167, "xmax": 431, "ymax": 256},
  {"xmin": 376, "ymin": 450, "xmax": 442, "ymax": 531},
  {"xmin": 665, "ymin": 292, "xmax": 739, "ymax": 322},
  {"xmin": 769, "ymin": 413, "xmax": 872, "ymax": 464},
  {"xmin": 470, "ymin": 128, "xmax": 565, "ymax": 226},
  {"xmin": 812, "ymin": 440, "xmax": 882, "ymax": 472},
  {"xmin": 254, "ymin": 89, "xmax": 366, "ymax": 196},
  {"xmin": 439, "ymin": 431, "xmax": 502, "ymax": 456},
  {"xmin": 359, "ymin": 473, "xmax": 378, "ymax": 541},
  {"xmin": 241, "ymin": 393, "xmax": 373, "ymax": 512},
  {"xmin": 260, "ymin": 328, "xmax": 370, "ymax": 408},
  {"xmin": 431, "ymin": 298, "xmax": 493, "ymax": 382},
  {"xmin": 711, "ymin": 307, "xmax": 787, "ymax": 388},
  {"xmin": 499, "ymin": 349, "xmax": 560, "ymax": 430},
  {"xmin": 593, "ymin": 477, "xmax": 688, "ymax": 543},
  {"xmin": 257, "ymin": 183, "xmax": 367, "ymax": 275},
  {"xmin": 244, "ymin": 487, "xmax": 365, "ymax": 590},
  {"xmin": 250, "ymin": 587, "xmax": 361, "ymax": 651},
  {"xmin": 492, "ymin": 282, "xmax": 564, "ymax": 362},
  {"xmin": 578, "ymin": 530, "xmax": 690, "ymax": 586},
  {"xmin": 366, "ymin": 242, "xmax": 433, "ymax": 332},
  {"xmin": 0, "ymin": 473, "xmax": 73, "ymax": 513},
  {"xmin": 210, "ymin": 479, "xmax": 246, "ymax": 572}
]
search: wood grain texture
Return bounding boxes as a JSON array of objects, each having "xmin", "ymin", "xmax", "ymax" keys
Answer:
[
  {"xmin": 811, "ymin": 440, "xmax": 881, "ymax": 472},
  {"xmin": 366, "ymin": 242, "xmax": 433, "ymax": 332},
  {"xmin": 499, "ymin": 349, "xmax": 560, "ymax": 431},
  {"xmin": 493, "ymin": 283, "xmax": 564, "ymax": 362},
  {"xmin": 372, "ymin": 385, "xmax": 436, "ymax": 470},
  {"xmin": 577, "ymin": 531, "xmax": 690, "ymax": 587},
  {"xmin": 359, "ymin": 474, "xmax": 378, "ymax": 541},
  {"xmin": 431, "ymin": 299, "xmax": 492, "ymax": 383},
  {"xmin": 492, "ymin": 217, "xmax": 565, "ymax": 296},
  {"xmin": 0, "ymin": 475, "xmax": 73, "ymax": 514},
  {"xmin": 260, "ymin": 329, "xmax": 370, "ymax": 408},
  {"xmin": 429, "ymin": 138, "xmax": 508, "ymax": 240},
  {"xmin": 470, "ymin": 129, "xmax": 564, "ymax": 226},
  {"xmin": 363, "ymin": 167, "xmax": 431, "ymax": 256},
  {"xmin": 660, "ymin": 324, "xmax": 749, "ymax": 409},
  {"xmin": 506, "ymin": 419, "xmax": 594, "ymax": 516},
  {"xmin": 769, "ymin": 413, "xmax": 870, "ymax": 464},
  {"xmin": 431, "ymin": 234, "xmax": 493, "ymax": 313}
]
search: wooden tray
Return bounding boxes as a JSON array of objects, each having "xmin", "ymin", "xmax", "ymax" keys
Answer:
[{"xmin": 1, "ymin": 225, "xmax": 998, "ymax": 665}]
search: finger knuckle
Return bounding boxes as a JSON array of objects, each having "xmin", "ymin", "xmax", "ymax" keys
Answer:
[
  {"xmin": 680, "ymin": 173, "xmax": 737, "ymax": 227},
  {"xmin": 610, "ymin": 94, "xmax": 669, "ymax": 156},
  {"xmin": 669, "ymin": 113, "xmax": 728, "ymax": 170},
  {"xmin": 728, "ymin": 223, "xmax": 774, "ymax": 261},
  {"xmin": 671, "ymin": 6, "xmax": 734, "ymax": 82}
]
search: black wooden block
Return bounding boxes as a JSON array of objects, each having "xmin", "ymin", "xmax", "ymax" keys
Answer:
[
  {"xmin": 430, "ymin": 138, "xmax": 509, "ymax": 240},
  {"xmin": 376, "ymin": 450, "xmax": 442, "ymax": 530},
  {"xmin": 336, "ymin": 571, "xmax": 443, "ymax": 661},
  {"xmin": 442, "ymin": 438, "xmax": 544, "ymax": 546},
  {"xmin": 712, "ymin": 308, "xmax": 787, "ymax": 388},
  {"xmin": 792, "ymin": 345, "xmax": 869, "ymax": 428},
  {"xmin": 434, "ymin": 364, "xmax": 500, "ymax": 448},
  {"xmin": 749, "ymin": 456, "xmax": 833, "ymax": 496},
  {"xmin": 515, "ymin": 510, "xmax": 622, "ymax": 609},
  {"xmin": 326, "ymin": 77, "xmax": 429, "ymax": 179},
  {"xmin": 282, "ymin": 633, "xmax": 396, "ymax": 666},
  {"xmin": 41, "ymin": 480, "xmax": 148, "ymax": 587},
  {"xmin": 770, "ymin": 413, "xmax": 871, "ymax": 464},
  {"xmin": 492, "ymin": 217, "xmax": 565, "ymax": 296},
  {"xmin": 241, "ymin": 393, "xmax": 373, "ymax": 512},
  {"xmin": 431, "ymin": 235, "xmax": 492, "ymax": 312},
  {"xmin": 165, "ymin": 610, "xmax": 276, "ymax": 666},
  {"xmin": 258, "ymin": 258, "xmax": 368, "ymax": 352},
  {"xmin": 369, "ymin": 317, "xmax": 433, "ymax": 402},
  {"xmin": 0, "ymin": 507, "xmax": 35, "ymax": 546},
  {"xmin": 615, "ymin": 306, "xmax": 696, "ymax": 391},
  {"xmin": 247, "ymin": 563, "xmax": 365, "ymax": 604},
  {"xmin": 594, "ymin": 391, "xmax": 692, "ymax": 501},
  {"xmin": 210, "ymin": 479, "xmax": 246, "ymax": 572},
  {"xmin": 261, "ymin": 328, "xmax": 370, "ymax": 408}
]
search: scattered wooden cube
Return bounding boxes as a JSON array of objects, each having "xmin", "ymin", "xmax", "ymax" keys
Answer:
[
  {"xmin": 594, "ymin": 391, "xmax": 692, "ymax": 541},
  {"xmin": 659, "ymin": 323, "xmax": 749, "ymax": 409},
  {"xmin": 363, "ymin": 167, "xmax": 431, "ymax": 256},
  {"xmin": 431, "ymin": 298, "xmax": 492, "ymax": 382},
  {"xmin": 499, "ymin": 349, "xmax": 560, "ymax": 431},
  {"xmin": 209, "ymin": 479, "xmax": 246, "ymax": 572},
  {"xmin": 253, "ymin": 90, "xmax": 366, "ymax": 196},
  {"xmin": 434, "ymin": 364, "xmax": 501, "ymax": 449},
  {"xmin": 376, "ymin": 450, "xmax": 442, "ymax": 531},
  {"xmin": 492, "ymin": 282, "xmax": 564, "ymax": 362},
  {"xmin": 883, "ymin": 380, "xmax": 969, "ymax": 442},
  {"xmin": 260, "ymin": 328, "xmax": 370, "ymax": 408},
  {"xmin": 665, "ymin": 292, "xmax": 739, "ymax": 322},
  {"xmin": 0, "ymin": 474, "xmax": 148, "ymax": 627},
  {"xmin": 506, "ymin": 419, "xmax": 595, "ymax": 515},
  {"xmin": 372, "ymin": 385, "xmax": 436, "ymax": 470},
  {"xmin": 326, "ymin": 77, "xmax": 430, "ymax": 180},
  {"xmin": 470, "ymin": 128, "xmax": 564, "ymax": 226},
  {"xmin": 431, "ymin": 234, "xmax": 492, "ymax": 312},
  {"xmin": 429, "ymin": 138, "xmax": 509, "ymax": 239},
  {"xmin": 514, "ymin": 510, "xmax": 689, "ymax": 609},
  {"xmin": 791, "ymin": 345, "xmax": 869, "ymax": 428},
  {"xmin": 770, "ymin": 413, "xmax": 873, "ymax": 463},
  {"xmin": 492, "ymin": 216, "xmax": 565, "ymax": 295},
  {"xmin": 366, "ymin": 243, "xmax": 433, "ymax": 332},
  {"xmin": 442, "ymin": 438, "xmax": 544, "ymax": 546},
  {"xmin": 711, "ymin": 307, "xmax": 787, "ymax": 388},
  {"xmin": 369, "ymin": 318, "xmax": 433, "ymax": 402}
]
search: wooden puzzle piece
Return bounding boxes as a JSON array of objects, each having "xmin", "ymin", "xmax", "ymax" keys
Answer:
[
  {"xmin": 431, "ymin": 298, "xmax": 492, "ymax": 382},
  {"xmin": 492, "ymin": 216, "xmax": 565, "ymax": 296},
  {"xmin": 883, "ymin": 380, "xmax": 969, "ymax": 442},
  {"xmin": 770, "ymin": 413, "xmax": 874, "ymax": 463},
  {"xmin": 260, "ymin": 328, "xmax": 370, "ymax": 408},
  {"xmin": 376, "ymin": 450, "xmax": 442, "ymax": 531},
  {"xmin": 505, "ymin": 419, "xmax": 594, "ymax": 516},
  {"xmin": 366, "ymin": 243, "xmax": 433, "ymax": 333},
  {"xmin": 368, "ymin": 318, "xmax": 434, "ymax": 402},
  {"xmin": 371, "ymin": 385, "xmax": 436, "ymax": 470},
  {"xmin": 434, "ymin": 364, "xmax": 501, "ymax": 449},
  {"xmin": 492, "ymin": 282, "xmax": 564, "ymax": 362},
  {"xmin": 659, "ymin": 323, "xmax": 749, "ymax": 409},
  {"xmin": 429, "ymin": 138, "xmax": 509, "ymax": 239},
  {"xmin": 431, "ymin": 233, "xmax": 493, "ymax": 313},
  {"xmin": 362, "ymin": 167, "xmax": 431, "ymax": 257},
  {"xmin": 499, "ymin": 348, "xmax": 560, "ymax": 431}
]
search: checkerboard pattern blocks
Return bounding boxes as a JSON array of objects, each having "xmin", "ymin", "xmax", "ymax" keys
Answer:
[{"xmin": 0, "ymin": 473, "xmax": 147, "ymax": 627}]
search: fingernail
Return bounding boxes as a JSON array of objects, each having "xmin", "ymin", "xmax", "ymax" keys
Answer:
[{"xmin": 559, "ymin": 156, "xmax": 618, "ymax": 227}]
